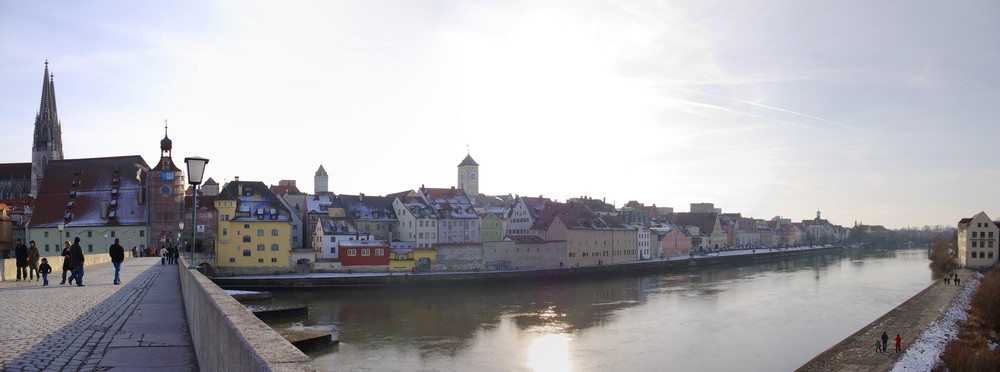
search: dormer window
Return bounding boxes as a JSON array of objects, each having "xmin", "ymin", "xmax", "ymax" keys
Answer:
[{"xmin": 162, "ymin": 159, "xmax": 169, "ymax": 170}]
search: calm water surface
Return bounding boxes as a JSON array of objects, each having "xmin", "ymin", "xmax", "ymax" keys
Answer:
[{"xmin": 258, "ymin": 248, "xmax": 933, "ymax": 372}]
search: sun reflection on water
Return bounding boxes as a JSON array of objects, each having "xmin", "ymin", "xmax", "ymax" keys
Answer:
[{"xmin": 525, "ymin": 333, "xmax": 573, "ymax": 372}]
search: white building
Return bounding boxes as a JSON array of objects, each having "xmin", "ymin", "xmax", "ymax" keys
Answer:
[{"xmin": 957, "ymin": 211, "xmax": 999, "ymax": 269}]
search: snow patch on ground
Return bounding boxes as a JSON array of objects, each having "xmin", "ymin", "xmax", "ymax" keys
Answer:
[
  {"xmin": 224, "ymin": 289, "xmax": 263, "ymax": 295},
  {"xmin": 891, "ymin": 272, "xmax": 982, "ymax": 371}
]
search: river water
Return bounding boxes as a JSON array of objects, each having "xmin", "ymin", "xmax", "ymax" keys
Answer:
[{"xmin": 258, "ymin": 248, "xmax": 934, "ymax": 372}]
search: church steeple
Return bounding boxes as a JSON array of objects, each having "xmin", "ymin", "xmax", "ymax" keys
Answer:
[{"xmin": 31, "ymin": 60, "xmax": 64, "ymax": 197}]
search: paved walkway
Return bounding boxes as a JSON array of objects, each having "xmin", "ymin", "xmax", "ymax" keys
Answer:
[
  {"xmin": 797, "ymin": 270, "xmax": 972, "ymax": 372},
  {"xmin": 0, "ymin": 257, "xmax": 198, "ymax": 371}
]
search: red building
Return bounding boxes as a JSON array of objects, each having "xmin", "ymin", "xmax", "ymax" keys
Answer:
[{"xmin": 338, "ymin": 240, "xmax": 390, "ymax": 266}]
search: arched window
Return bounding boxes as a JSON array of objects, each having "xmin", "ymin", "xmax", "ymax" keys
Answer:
[
  {"xmin": 271, "ymin": 244, "xmax": 279, "ymax": 251},
  {"xmin": 242, "ymin": 236, "xmax": 251, "ymax": 243},
  {"xmin": 271, "ymin": 229, "xmax": 279, "ymax": 236},
  {"xmin": 242, "ymin": 250, "xmax": 251, "ymax": 256},
  {"xmin": 257, "ymin": 229, "xmax": 264, "ymax": 236},
  {"xmin": 257, "ymin": 244, "xmax": 265, "ymax": 251}
]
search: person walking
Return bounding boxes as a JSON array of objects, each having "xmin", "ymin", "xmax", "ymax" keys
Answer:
[
  {"xmin": 894, "ymin": 334, "xmax": 901, "ymax": 353},
  {"xmin": 875, "ymin": 338, "xmax": 882, "ymax": 353},
  {"xmin": 28, "ymin": 241, "xmax": 40, "ymax": 281},
  {"xmin": 66, "ymin": 237, "xmax": 85, "ymax": 286},
  {"xmin": 38, "ymin": 258, "xmax": 52, "ymax": 286},
  {"xmin": 14, "ymin": 239, "xmax": 28, "ymax": 281},
  {"xmin": 944, "ymin": 275, "xmax": 950, "ymax": 285},
  {"xmin": 60, "ymin": 241, "xmax": 73, "ymax": 285},
  {"xmin": 956, "ymin": 276, "xmax": 961, "ymax": 286},
  {"xmin": 881, "ymin": 331, "xmax": 889, "ymax": 352},
  {"xmin": 109, "ymin": 238, "xmax": 124, "ymax": 285}
]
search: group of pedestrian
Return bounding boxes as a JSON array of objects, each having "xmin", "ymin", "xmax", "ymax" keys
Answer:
[
  {"xmin": 875, "ymin": 331, "xmax": 902, "ymax": 354},
  {"xmin": 10, "ymin": 236, "xmax": 126, "ymax": 287},
  {"xmin": 161, "ymin": 244, "xmax": 179, "ymax": 265},
  {"xmin": 944, "ymin": 273, "xmax": 961, "ymax": 286}
]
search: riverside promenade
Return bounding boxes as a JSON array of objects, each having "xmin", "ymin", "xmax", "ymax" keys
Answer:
[
  {"xmin": 0, "ymin": 257, "xmax": 198, "ymax": 371},
  {"xmin": 797, "ymin": 270, "xmax": 970, "ymax": 372}
]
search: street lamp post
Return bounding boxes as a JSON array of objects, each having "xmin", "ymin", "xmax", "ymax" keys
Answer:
[
  {"xmin": 103, "ymin": 233, "xmax": 109, "ymax": 252},
  {"xmin": 57, "ymin": 223, "xmax": 65, "ymax": 254},
  {"xmin": 184, "ymin": 156, "xmax": 209, "ymax": 269},
  {"xmin": 178, "ymin": 221, "xmax": 184, "ymax": 262}
]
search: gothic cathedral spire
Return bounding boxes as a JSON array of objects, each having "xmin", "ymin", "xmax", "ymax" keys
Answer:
[{"xmin": 31, "ymin": 60, "xmax": 64, "ymax": 197}]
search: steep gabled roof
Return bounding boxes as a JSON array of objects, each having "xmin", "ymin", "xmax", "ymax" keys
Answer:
[
  {"xmin": 30, "ymin": 156, "xmax": 149, "ymax": 228},
  {"xmin": 339, "ymin": 194, "xmax": 397, "ymax": 221},
  {"xmin": 216, "ymin": 180, "xmax": 291, "ymax": 222},
  {"xmin": 419, "ymin": 187, "xmax": 476, "ymax": 219}
]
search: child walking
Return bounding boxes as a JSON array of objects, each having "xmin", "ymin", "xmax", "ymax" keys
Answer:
[
  {"xmin": 875, "ymin": 338, "xmax": 882, "ymax": 353},
  {"xmin": 38, "ymin": 258, "xmax": 52, "ymax": 286}
]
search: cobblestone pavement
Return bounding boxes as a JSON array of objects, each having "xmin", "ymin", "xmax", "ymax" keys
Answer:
[
  {"xmin": 0, "ymin": 257, "xmax": 198, "ymax": 371},
  {"xmin": 797, "ymin": 270, "xmax": 971, "ymax": 372}
]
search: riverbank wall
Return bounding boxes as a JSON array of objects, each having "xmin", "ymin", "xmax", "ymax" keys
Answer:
[
  {"xmin": 177, "ymin": 257, "xmax": 315, "ymax": 371},
  {"xmin": 212, "ymin": 246, "xmax": 845, "ymax": 289}
]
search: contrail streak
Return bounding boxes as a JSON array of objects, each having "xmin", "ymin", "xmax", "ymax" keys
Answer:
[{"xmin": 668, "ymin": 86, "xmax": 884, "ymax": 138}]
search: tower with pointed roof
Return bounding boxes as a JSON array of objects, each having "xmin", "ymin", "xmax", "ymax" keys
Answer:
[
  {"xmin": 457, "ymin": 153, "xmax": 479, "ymax": 196},
  {"xmin": 147, "ymin": 120, "xmax": 186, "ymax": 248},
  {"xmin": 315, "ymin": 165, "xmax": 329, "ymax": 194},
  {"xmin": 31, "ymin": 61, "xmax": 64, "ymax": 198}
]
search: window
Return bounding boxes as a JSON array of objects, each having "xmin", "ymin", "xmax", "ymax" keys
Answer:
[
  {"xmin": 111, "ymin": 231, "xmax": 116, "ymax": 237},
  {"xmin": 293, "ymin": 225, "xmax": 298, "ymax": 230},
  {"xmin": 222, "ymin": 228, "xmax": 228, "ymax": 236},
  {"xmin": 569, "ymin": 252, "xmax": 575, "ymax": 257},
  {"xmin": 362, "ymin": 249, "xmax": 371, "ymax": 256},
  {"xmin": 272, "ymin": 229, "xmax": 279, "ymax": 236},
  {"xmin": 229, "ymin": 258, "xmax": 236, "ymax": 263},
  {"xmin": 88, "ymin": 231, "xmax": 93, "ymax": 238},
  {"xmin": 244, "ymin": 224, "xmax": 250, "ymax": 228},
  {"xmin": 583, "ymin": 252, "xmax": 588, "ymax": 257},
  {"xmin": 330, "ymin": 237, "xmax": 335, "ymax": 242},
  {"xmin": 973, "ymin": 232, "xmax": 978, "ymax": 238},
  {"xmin": 88, "ymin": 244, "xmax": 93, "ymax": 252},
  {"xmin": 44, "ymin": 244, "xmax": 49, "ymax": 252},
  {"xmin": 348, "ymin": 249, "xmax": 357, "ymax": 256},
  {"xmin": 243, "ymin": 250, "xmax": 251, "ymax": 256},
  {"xmin": 375, "ymin": 249, "xmax": 384, "ymax": 256},
  {"xmin": 330, "ymin": 247, "xmax": 336, "ymax": 253},
  {"xmin": 257, "ymin": 244, "xmax": 265, "ymax": 251},
  {"xmin": 140, "ymin": 230, "xmax": 145, "ymax": 237},
  {"xmin": 271, "ymin": 258, "xmax": 277, "ymax": 263},
  {"xmin": 257, "ymin": 229, "xmax": 264, "ymax": 236},
  {"xmin": 44, "ymin": 231, "xmax": 50, "ymax": 238},
  {"xmin": 243, "ymin": 236, "xmax": 251, "ymax": 243},
  {"xmin": 271, "ymin": 244, "xmax": 279, "ymax": 251},
  {"xmin": 258, "ymin": 258, "xmax": 264, "ymax": 263}
]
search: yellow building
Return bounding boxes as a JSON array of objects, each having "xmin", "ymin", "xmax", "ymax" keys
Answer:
[{"xmin": 215, "ymin": 179, "xmax": 293, "ymax": 273}]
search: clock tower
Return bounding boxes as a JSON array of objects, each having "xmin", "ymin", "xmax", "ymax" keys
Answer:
[
  {"xmin": 148, "ymin": 121, "xmax": 186, "ymax": 249},
  {"xmin": 457, "ymin": 153, "xmax": 479, "ymax": 196}
]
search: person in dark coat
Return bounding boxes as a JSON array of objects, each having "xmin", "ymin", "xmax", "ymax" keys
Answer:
[
  {"xmin": 28, "ymin": 241, "xmax": 40, "ymax": 281},
  {"xmin": 109, "ymin": 238, "xmax": 125, "ymax": 285},
  {"xmin": 38, "ymin": 257, "xmax": 52, "ymax": 286},
  {"xmin": 60, "ymin": 241, "xmax": 73, "ymax": 285},
  {"xmin": 881, "ymin": 331, "xmax": 889, "ymax": 352},
  {"xmin": 14, "ymin": 239, "xmax": 28, "ymax": 281},
  {"xmin": 66, "ymin": 237, "xmax": 85, "ymax": 286}
]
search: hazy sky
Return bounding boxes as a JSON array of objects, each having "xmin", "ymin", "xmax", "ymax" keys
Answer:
[{"xmin": 2, "ymin": 0, "xmax": 999, "ymax": 229}]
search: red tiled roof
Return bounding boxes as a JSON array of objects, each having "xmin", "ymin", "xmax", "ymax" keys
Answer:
[
  {"xmin": 30, "ymin": 156, "xmax": 150, "ymax": 228},
  {"xmin": 0, "ymin": 163, "xmax": 30, "ymax": 180}
]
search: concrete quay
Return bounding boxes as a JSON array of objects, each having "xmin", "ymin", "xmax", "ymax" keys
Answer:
[
  {"xmin": 214, "ymin": 246, "xmax": 846, "ymax": 289},
  {"xmin": 797, "ymin": 270, "xmax": 971, "ymax": 372},
  {"xmin": 0, "ymin": 257, "xmax": 198, "ymax": 371}
]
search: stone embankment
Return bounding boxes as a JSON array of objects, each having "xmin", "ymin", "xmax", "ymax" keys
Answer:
[
  {"xmin": 213, "ymin": 246, "xmax": 845, "ymax": 288},
  {"xmin": 797, "ymin": 270, "xmax": 970, "ymax": 372}
]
